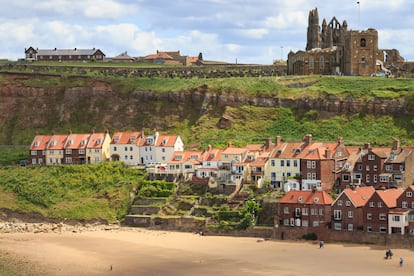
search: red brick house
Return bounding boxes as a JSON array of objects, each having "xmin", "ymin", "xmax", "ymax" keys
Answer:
[
  {"xmin": 331, "ymin": 186, "xmax": 375, "ymax": 231},
  {"xmin": 338, "ymin": 143, "xmax": 390, "ymax": 191},
  {"xmin": 362, "ymin": 188, "xmax": 403, "ymax": 233},
  {"xmin": 277, "ymin": 189, "xmax": 333, "ymax": 228},
  {"xmin": 62, "ymin": 133, "xmax": 91, "ymax": 164},
  {"xmin": 29, "ymin": 134, "xmax": 51, "ymax": 165},
  {"xmin": 298, "ymin": 134, "xmax": 336, "ymax": 191}
]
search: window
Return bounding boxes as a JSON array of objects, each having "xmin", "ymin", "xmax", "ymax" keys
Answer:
[
  {"xmin": 379, "ymin": 227, "xmax": 387, "ymax": 233},
  {"xmin": 280, "ymin": 160, "xmax": 284, "ymax": 167},
  {"xmin": 94, "ymin": 157, "xmax": 100, "ymax": 162},
  {"xmin": 311, "ymin": 209, "xmax": 317, "ymax": 215},
  {"xmin": 369, "ymin": 202, "xmax": 374, "ymax": 207},
  {"xmin": 400, "ymin": 165, "xmax": 404, "ymax": 171},
  {"xmin": 367, "ymin": 213, "xmax": 372, "ymax": 220},
  {"xmin": 334, "ymin": 223, "xmax": 341, "ymax": 230},
  {"xmin": 271, "ymin": 160, "xmax": 275, "ymax": 166},
  {"xmin": 286, "ymin": 160, "xmax": 290, "ymax": 167},
  {"xmin": 346, "ymin": 201, "xmax": 351, "ymax": 206},
  {"xmin": 338, "ymin": 200, "xmax": 343, "ymax": 206},
  {"xmin": 402, "ymin": 201, "xmax": 408, "ymax": 209},
  {"xmin": 293, "ymin": 160, "xmax": 298, "ymax": 167},
  {"xmin": 333, "ymin": 210, "xmax": 342, "ymax": 220},
  {"xmin": 307, "ymin": 161, "xmax": 311, "ymax": 168},
  {"xmin": 295, "ymin": 208, "xmax": 301, "ymax": 216},
  {"xmin": 367, "ymin": 226, "xmax": 372, "ymax": 232},
  {"xmin": 302, "ymin": 208, "xmax": 308, "ymax": 216},
  {"xmin": 113, "ymin": 146, "xmax": 117, "ymax": 151},
  {"xmin": 79, "ymin": 149, "xmax": 85, "ymax": 154},
  {"xmin": 283, "ymin": 207, "xmax": 289, "ymax": 214},
  {"xmin": 65, "ymin": 149, "xmax": 72, "ymax": 154},
  {"xmin": 366, "ymin": 165, "xmax": 370, "ymax": 171},
  {"xmin": 309, "ymin": 56, "xmax": 314, "ymax": 69},
  {"xmin": 379, "ymin": 213, "xmax": 386, "ymax": 220},
  {"xmin": 312, "ymin": 221, "xmax": 319, "ymax": 227},
  {"xmin": 130, "ymin": 147, "xmax": 133, "ymax": 151},
  {"xmin": 366, "ymin": 175, "xmax": 370, "ymax": 183},
  {"xmin": 65, "ymin": 157, "xmax": 72, "ymax": 163},
  {"xmin": 392, "ymin": 215, "xmax": 400, "ymax": 222},
  {"xmin": 407, "ymin": 191, "xmax": 413, "ymax": 198},
  {"xmin": 31, "ymin": 150, "xmax": 37, "ymax": 155},
  {"xmin": 386, "ymin": 165, "xmax": 392, "ymax": 172},
  {"xmin": 378, "ymin": 202, "xmax": 383, "ymax": 208},
  {"xmin": 124, "ymin": 147, "xmax": 128, "ymax": 151},
  {"xmin": 162, "ymin": 148, "xmax": 165, "ymax": 153},
  {"xmin": 361, "ymin": 57, "xmax": 366, "ymax": 64},
  {"xmin": 319, "ymin": 56, "xmax": 324, "ymax": 69},
  {"xmin": 373, "ymin": 165, "xmax": 377, "ymax": 171},
  {"xmin": 283, "ymin": 219, "xmax": 289, "ymax": 226},
  {"xmin": 347, "ymin": 224, "xmax": 353, "ymax": 231},
  {"xmin": 360, "ymin": 38, "xmax": 366, "ymax": 47},
  {"xmin": 319, "ymin": 209, "xmax": 324, "ymax": 215},
  {"xmin": 348, "ymin": 211, "xmax": 353, "ymax": 218},
  {"xmin": 357, "ymin": 164, "xmax": 362, "ymax": 171},
  {"xmin": 373, "ymin": 175, "xmax": 378, "ymax": 183},
  {"xmin": 130, "ymin": 155, "xmax": 133, "ymax": 160},
  {"xmin": 124, "ymin": 155, "xmax": 128, "ymax": 160},
  {"xmin": 343, "ymin": 174, "xmax": 350, "ymax": 181},
  {"xmin": 380, "ymin": 176, "xmax": 389, "ymax": 182}
]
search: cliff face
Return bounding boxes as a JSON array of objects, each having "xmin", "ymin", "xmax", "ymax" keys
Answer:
[{"xmin": 0, "ymin": 73, "xmax": 413, "ymax": 144}]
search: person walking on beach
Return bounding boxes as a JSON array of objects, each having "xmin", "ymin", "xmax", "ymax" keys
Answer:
[
  {"xmin": 319, "ymin": 241, "xmax": 324, "ymax": 249},
  {"xmin": 400, "ymin": 257, "xmax": 404, "ymax": 267}
]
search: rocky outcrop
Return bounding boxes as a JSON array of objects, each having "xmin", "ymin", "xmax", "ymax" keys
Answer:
[{"xmin": 1, "ymin": 72, "xmax": 413, "ymax": 144}]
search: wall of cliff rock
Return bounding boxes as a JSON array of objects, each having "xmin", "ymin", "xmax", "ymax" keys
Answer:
[{"xmin": 0, "ymin": 72, "xmax": 413, "ymax": 144}]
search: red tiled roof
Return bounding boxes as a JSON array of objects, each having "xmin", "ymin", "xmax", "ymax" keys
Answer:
[
  {"xmin": 30, "ymin": 135, "xmax": 51, "ymax": 150},
  {"xmin": 87, "ymin": 133, "xmax": 108, "ymax": 149},
  {"xmin": 222, "ymin": 147, "xmax": 247, "ymax": 155},
  {"xmin": 279, "ymin": 190, "xmax": 334, "ymax": 205},
  {"xmin": 376, "ymin": 188, "xmax": 404, "ymax": 208},
  {"xmin": 47, "ymin": 134, "xmax": 68, "ymax": 150},
  {"xmin": 156, "ymin": 135, "xmax": 179, "ymax": 147},
  {"xmin": 144, "ymin": 52, "xmax": 173, "ymax": 60},
  {"xmin": 169, "ymin": 150, "xmax": 202, "ymax": 164},
  {"xmin": 65, "ymin": 133, "xmax": 90, "ymax": 149},
  {"xmin": 343, "ymin": 186, "xmax": 375, "ymax": 207},
  {"xmin": 111, "ymin": 132, "xmax": 142, "ymax": 145}
]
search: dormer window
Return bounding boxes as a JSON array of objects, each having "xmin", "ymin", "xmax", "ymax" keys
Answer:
[
  {"xmin": 114, "ymin": 136, "xmax": 120, "ymax": 142},
  {"xmin": 174, "ymin": 155, "xmax": 182, "ymax": 161},
  {"xmin": 295, "ymin": 149, "xmax": 301, "ymax": 154},
  {"xmin": 68, "ymin": 140, "xmax": 73, "ymax": 146},
  {"xmin": 97, "ymin": 138, "xmax": 102, "ymax": 144},
  {"xmin": 34, "ymin": 141, "xmax": 40, "ymax": 147},
  {"xmin": 162, "ymin": 139, "xmax": 167, "ymax": 145},
  {"xmin": 209, "ymin": 154, "xmax": 215, "ymax": 158},
  {"xmin": 314, "ymin": 197, "xmax": 319, "ymax": 203},
  {"xmin": 146, "ymin": 138, "xmax": 153, "ymax": 144},
  {"xmin": 81, "ymin": 140, "xmax": 86, "ymax": 146},
  {"xmin": 298, "ymin": 196, "xmax": 303, "ymax": 203},
  {"xmin": 130, "ymin": 136, "xmax": 136, "ymax": 142}
]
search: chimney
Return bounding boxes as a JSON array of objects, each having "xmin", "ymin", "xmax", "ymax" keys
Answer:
[
  {"xmin": 228, "ymin": 141, "xmax": 232, "ymax": 148},
  {"xmin": 337, "ymin": 136, "xmax": 344, "ymax": 145},
  {"xmin": 392, "ymin": 138, "xmax": 400, "ymax": 150},
  {"xmin": 68, "ymin": 129, "xmax": 72, "ymax": 134},
  {"xmin": 304, "ymin": 134, "xmax": 312, "ymax": 145},
  {"xmin": 74, "ymin": 47, "xmax": 77, "ymax": 51},
  {"xmin": 105, "ymin": 128, "xmax": 109, "ymax": 134},
  {"xmin": 265, "ymin": 137, "xmax": 272, "ymax": 149},
  {"xmin": 276, "ymin": 136, "xmax": 282, "ymax": 146},
  {"xmin": 207, "ymin": 144, "xmax": 212, "ymax": 151},
  {"xmin": 364, "ymin": 142, "xmax": 371, "ymax": 150},
  {"xmin": 54, "ymin": 48, "xmax": 57, "ymax": 51},
  {"xmin": 141, "ymin": 128, "xmax": 145, "ymax": 138}
]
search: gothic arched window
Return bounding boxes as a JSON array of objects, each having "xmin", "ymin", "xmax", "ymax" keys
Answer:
[{"xmin": 309, "ymin": 56, "xmax": 314, "ymax": 69}]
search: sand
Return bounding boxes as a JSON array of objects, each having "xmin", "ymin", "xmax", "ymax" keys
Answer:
[{"xmin": 1, "ymin": 227, "xmax": 414, "ymax": 276}]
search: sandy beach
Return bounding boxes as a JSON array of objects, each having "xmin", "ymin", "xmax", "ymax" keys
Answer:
[{"xmin": 1, "ymin": 226, "xmax": 414, "ymax": 276}]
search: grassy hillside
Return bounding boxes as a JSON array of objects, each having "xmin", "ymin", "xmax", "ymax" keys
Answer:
[
  {"xmin": 0, "ymin": 162, "xmax": 143, "ymax": 222},
  {"xmin": 2, "ymin": 73, "xmax": 414, "ymax": 161}
]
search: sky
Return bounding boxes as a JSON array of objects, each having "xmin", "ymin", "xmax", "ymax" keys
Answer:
[{"xmin": 0, "ymin": 0, "xmax": 413, "ymax": 64}]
